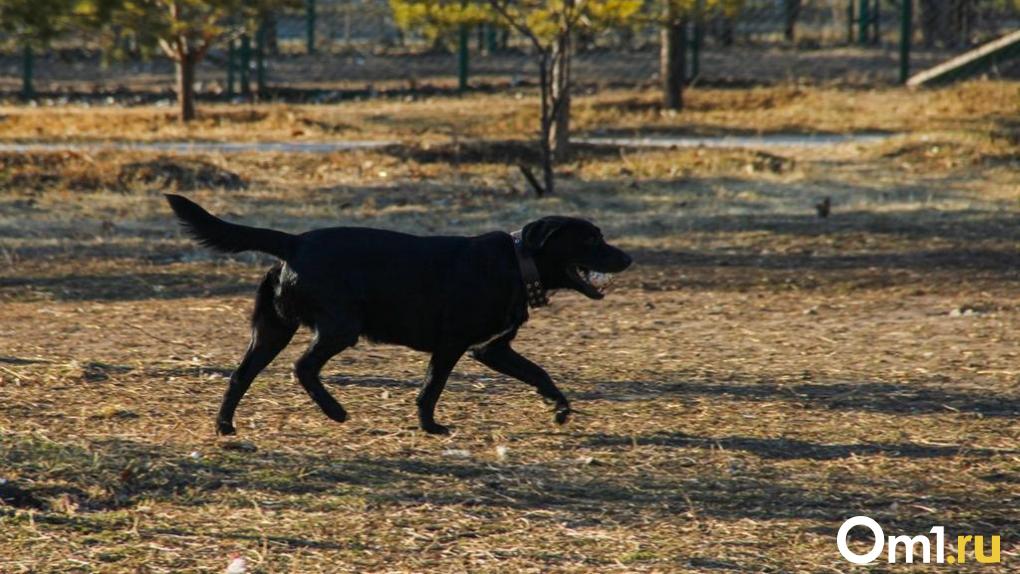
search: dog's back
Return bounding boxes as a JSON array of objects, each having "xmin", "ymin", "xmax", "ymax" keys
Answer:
[
  {"xmin": 166, "ymin": 195, "xmax": 520, "ymax": 352},
  {"xmin": 285, "ymin": 227, "xmax": 512, "ymax": 350}
]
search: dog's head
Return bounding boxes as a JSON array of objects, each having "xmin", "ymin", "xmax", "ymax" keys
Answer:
[{"xmin": 520, "ymin": 216, "xmax": 632, "ymax": 300}]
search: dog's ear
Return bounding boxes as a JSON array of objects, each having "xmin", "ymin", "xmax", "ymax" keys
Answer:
[{"xmin": 521, "ymin": 217, "xmax": 572, "ymax": 251}]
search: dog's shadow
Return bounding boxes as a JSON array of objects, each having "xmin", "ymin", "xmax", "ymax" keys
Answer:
[
  {"xmin": 580, "ymin": 431, "xmax": 1018, "ymax": 461},
  {"xmin": 573, "ymin": 377, "xmax": 1020, "ymax": 418}
]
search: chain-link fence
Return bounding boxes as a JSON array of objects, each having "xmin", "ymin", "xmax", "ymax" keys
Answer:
[{"xmin": 1, "ymin": 0, "xmax": 1018, "ymax": 102}]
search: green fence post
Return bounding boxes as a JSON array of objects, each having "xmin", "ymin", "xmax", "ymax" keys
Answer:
[
  {"xmin": 899, "ymin": 0, "xmax": 912, "ymax": 83},
  {"xmin": 305, "ymin": 0, "xmax": 316, "ymax": 54},
  {"xmin": 21, "ymin": 44, "xmax": 34, "ymax": 100},
  {"xmin": 240, "ymin": 33, "xmax": 252, "ymax": 98},
  {"xmin": 226, "ymin": 39, "xmax": 236, "ymax": 98},
  {"xmin": 256, "ymin": 20, "xmax": 267, "ymax": 96},
  {"xmin": 485, "ymin": 24, "xmax": 498, "ymax": 54},
  {"xmin": 687, "ymin": 22, "xmax": 698, "ymax": 82},
  {"xmin": 872, "ymin": 0, "xmax": 880, "ymax": 44},
  {"xmin": 847, "ymin": 0, "xmax": 855, "ymax": 44},
  {"xmin": 858, "ymin": 0, "xmax": 869, "ymax": 45},
  {"xmin": 692, "ymin": 0, "xmax": 704, "ymax": 81},
  {"xmin": 457, "ymin": 17, "xmax": 469, "ymax": 91}
]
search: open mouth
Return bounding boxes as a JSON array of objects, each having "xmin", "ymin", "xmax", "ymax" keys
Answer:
[{"xmin": 571, "ymin": 265, "xmax": 615, "ymax": 299}]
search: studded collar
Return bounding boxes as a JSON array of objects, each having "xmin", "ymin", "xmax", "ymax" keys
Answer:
[{"xmin": 510, "ymin": 230, "xmax": 548, "ymax": 308}]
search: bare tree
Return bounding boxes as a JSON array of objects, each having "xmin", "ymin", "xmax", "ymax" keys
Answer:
[
  {"xmin": 487, "ymin": 0, "xmax": 581, "ymax": 195},
  {"xmin": 107, "ymin": 0, "xmax": 286, "ymax": 121},
  {"xmin": 487, "ymin": 0, "xmax": 639, "ymax": 195}
]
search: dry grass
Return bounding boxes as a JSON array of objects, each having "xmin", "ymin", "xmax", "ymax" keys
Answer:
[
  {"xmin": 1, "ymin": 82, "xmax": 1019, "ymax": 573},
  {"xmin": 0, "ymin": 81, "xmax": 1016, "ymax": 143}
]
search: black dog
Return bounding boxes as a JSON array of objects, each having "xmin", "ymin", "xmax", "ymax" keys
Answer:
[{"xmin": 165, "ymin": 195, "xmax": 632, "ymax": 435}]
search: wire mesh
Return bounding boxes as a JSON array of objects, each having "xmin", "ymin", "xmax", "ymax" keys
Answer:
[{"xmin": 0, "ymin": 0, "xmax": 1017, "ymax": 102}]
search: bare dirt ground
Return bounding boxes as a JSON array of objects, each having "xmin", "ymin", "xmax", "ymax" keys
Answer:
[{"xmin": 0, "ymin": 83, "xmax": 1018, "ymax": 572}]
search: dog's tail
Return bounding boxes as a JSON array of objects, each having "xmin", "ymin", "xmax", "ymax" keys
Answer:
[{"xmin": 165, "ymin": 194, "xmax": 297, "ymax": 261}]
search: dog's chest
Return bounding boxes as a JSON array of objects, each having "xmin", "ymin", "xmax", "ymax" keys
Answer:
[
  {"xmin": 471, "ymin": 324, "xmax": 518, "ymax": 350},
  {"xmin": 461, "ymin": 265, "xmax": 528, "ymax": 350}
]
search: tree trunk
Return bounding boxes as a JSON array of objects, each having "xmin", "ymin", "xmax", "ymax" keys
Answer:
[
  {"xmin": 549, "ymin": 33, "xmax": 571, "ymax": 158},
  {"xmin": 176, "ymin": 54, "xmax": 197, "ymax": 122},
  {"xmin": 538, "ymin": 51, "xmax": 555, "ymax": 196},
  {"xmin": 661, "ymin": 16, "xmax": 686, "ymax": 111}
]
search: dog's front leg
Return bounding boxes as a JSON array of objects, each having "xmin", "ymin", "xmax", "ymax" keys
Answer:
[
  {"xmin": 417, "ymin": 349, "xmax": 464, "ymax": 435},
  {"xmin": 471, "ymin": 342, "xmax": 572, "ymax": 425}
]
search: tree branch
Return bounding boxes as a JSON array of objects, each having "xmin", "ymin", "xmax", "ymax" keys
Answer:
[
  {"xmin": 157, "ymin": 37, "xmax": 179, "ymax": 60},
  {"xmin": 518, "ymin": 164, "xmax": 545, "ymax": 197},
  {"xmin": 487, "ymin": 0, "xmax": 545, "ymax": 52}
]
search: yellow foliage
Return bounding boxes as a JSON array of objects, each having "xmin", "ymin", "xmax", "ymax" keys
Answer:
[
  {"xmin": 390, "ymin": 0, "xmax": 492, "ymax": 44},
  {"xmin": 392, "ymin": 0, "xmax": 656, "ymax": 43},
  {"xmin": 662, "ymin": 0, "xmax": 744, "ymax": 18},
  {"xmin": 389, "ymin": 0, "xmax": 752, "ymax": 47},
  {"xmin": 585, "ymin": 0, "xmax": 644, "ymax": 28}
]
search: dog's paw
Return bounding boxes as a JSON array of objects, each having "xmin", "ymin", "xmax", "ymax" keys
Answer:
[
  {"xmin": 216, "ymin": 420, "xmax": 237, "ymax": 436},
  {"xmin": 421, "ymin": 422, "xmax": 451, "ymax": 435},
  {"xmin": 554, "ymin": 405, "xmax": 573, "ymax": 425}
]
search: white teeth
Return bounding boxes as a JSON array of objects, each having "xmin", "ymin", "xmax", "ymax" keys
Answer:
[
  {"xmin": 588, "ymin": 271, "xmax": 613, "ymax": 289},
  {"xmin": 578, "ymin": 268, "xmax": 614, "ymax": 292}
]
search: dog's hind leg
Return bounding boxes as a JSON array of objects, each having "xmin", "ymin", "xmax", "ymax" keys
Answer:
[
  {"xmin": 416, "ymin": 349, "xmax": 465, "ymax": 435},
  {"xmin": 293, "ymin": 319, "xmax": 358, "ymax": 424},
  {"xmin": 217, "ymin": 267, "xmax": 297, "ymax": 436}
]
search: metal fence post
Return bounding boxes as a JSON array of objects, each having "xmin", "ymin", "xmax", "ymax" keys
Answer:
[
  {"xmin": 256, "ymin": 19, "xmax": 267, "ymax": 96},
  {"xmin": 343, "ymin": 4, "xmax": 351, "ymax": 45},
  {"xmin": 872, "ymin": 0, "xmax": 880, "ymax": 44},
  {"xmin": 858, "ymin": 0, "xmax": 869, "ymax": 44},
  {"xmin": 21, "ymin": 44, "xmax": 34, "ymax": 100},
  {"xmin": 457, "ymin": 8, "xmax": 469, "ymax": 92},
  {"xmin": 847, "ymin": 0, "xmax": 854, "ymax": 44},
  {"xmin": 691, "ymin": 0, "xmax": 704, "ymax": 81},
  {"xmin": 240, "ymin": 33, "xmax": 252, "ymax": 98},
  {"xmin": 305, "ymin": 0, "xmax": 316, "ymax": 54},
  {"xmin": 899, "ymin": 0, "xmax": 912, "ymax": 83},
  {"xmin": 226, "ymin": 39, "xmax": 236, "ymax": 98},
  {"xmin": 485, "ymin": 24, "xmax": 498, "ymax": 54}
]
